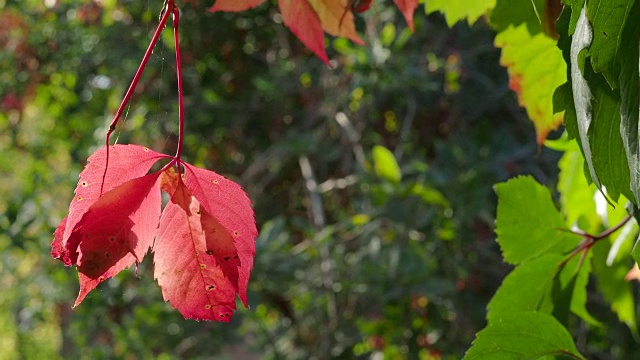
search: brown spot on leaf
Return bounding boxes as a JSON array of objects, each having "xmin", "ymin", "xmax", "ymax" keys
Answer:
[
  {"xmin": 206, "ymin": 250, "xmax": 214, "ymax": 255},
  {"xmin": 205, "ymin": 304, "xmax": 212, "ymax": 309},
  {"xmin": 206, "ymin": 285, "xmax": 216, "ymax": 291},
  {"xmin": 199, "ymin": 264, "xmax": 206, "ymax": 269}
]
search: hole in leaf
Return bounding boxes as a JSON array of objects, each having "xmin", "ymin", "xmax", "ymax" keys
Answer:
[
  {"xmin": 205, "ymin": 305, "xmax": 212, "ymax": 309},
  {"xmin": 77, "ymin": 196, "xmax": 83, "ymax": 201},
  {"xmin": 206, "ymin": 285, "xmax": 216, "ymax": 291},
  {"xmin": 233, "ymin": 231, "xmax": 239, "ymax": 237},
  {"xmin": 98, "ymin": 276, "xmax": 105, "ymax": 282},
  {"xmin": 206, "ymin": 250, "xmax": 214, "ymax": 255},
  {"xmin": 195, "ymin": 210, "xmax": 201, "ymax": 216},
  {"xmin": 212, "ymin": 179, "xmax": 219, "ymax": 185},
  {"xmin": 199, "ymin": 264, "xmax": 206, "ymax": 269},
  {"xmin": 143, "ymin": 147, "xmax": 149, "ymax": 151},
  {"xmin": 81, "ymin": 181, "xmax": 88, "ymax": 187}
]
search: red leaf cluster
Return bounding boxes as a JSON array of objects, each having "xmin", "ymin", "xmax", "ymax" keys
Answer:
[
  {"xmin": 52, "ymin": 144, "xmax": 257, "ymax": 322},
  {"xmin": 210, "ymin": 0, "xmax": 419, "ymax": 63}
]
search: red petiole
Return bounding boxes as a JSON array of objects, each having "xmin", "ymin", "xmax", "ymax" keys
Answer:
[
  {"xmin": 558, "ymin": 214, "xmax": 633, "ymax": 269},
  {"xmin": 101, "ymin": 0, "xmax": 185, "ymax": 192}
]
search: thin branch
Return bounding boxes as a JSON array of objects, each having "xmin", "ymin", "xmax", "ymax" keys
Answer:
[{"xmin": 172, "ymin": 4, "xmax": 184, "ymax": 169}]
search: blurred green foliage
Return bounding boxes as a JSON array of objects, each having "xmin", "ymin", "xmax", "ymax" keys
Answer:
[{"xmin": 0, "ymin": 0, "xmax": 613, "ymax": 358}]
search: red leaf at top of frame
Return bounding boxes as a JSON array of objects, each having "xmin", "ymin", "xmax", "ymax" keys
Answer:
[
  {"xmin": 154, "ymin": 167, "xmax": 256, "ymax": 321},
  {"xmin": 393, "ymin": 0, "xmax": 419, "ymax": 32},
  {"xmin": 53, "ymin": 145, "xmax": 170, "ymax": 266},
  {"xmin": 209, "ymin": 0, "xmax": 267, "ymax": 12},
  {"xmin": 307, "ymin": 0, "xmax": 364, "ymax": 45},
  {"xmin": 279, "ymin": 0, "xmax": 330, "ymax": 64}
]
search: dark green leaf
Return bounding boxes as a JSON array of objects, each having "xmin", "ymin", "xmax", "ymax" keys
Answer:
[
  {"xmin": 587, "ymin": 0, "xmax": 635, "ymax": 87},
  {"xmin": 619, "ymin": 0, "xmax": 640, "ymax": 205},
  {"xmin": 490, "ymin": 0, "xmax": 544, "ymax": 34}
]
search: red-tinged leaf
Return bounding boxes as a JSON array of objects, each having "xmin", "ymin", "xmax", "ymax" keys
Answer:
[
  {"xmin": 181, "ymin": 162, "xmax": 257, "ymax": 307},
  {"xmin": 209, "ymin": 0, "xmax": 267, "ymax": 12},
  {"xmin": 393, "ymin": 0, "xmax": 419, "ymax": 31},
  {"xmin": 71, "ymin": 172, "xmax": 162, "ymax": 307},
  {"xmin": 154, "ymin": 175, "xmax": 240, "ymax": 322},
  {"xmin": 279, "ymin": 0, "xmax": 330, "ymax": 64},
  {"xmin": 52, "ymin": 217, "xmax": 68, "ymax": 264},
  {"xmin": 308, "ymin": 0, "xmax": 365, "ymax": 45},
  {"xmin": 495, "ymin": 25, "xmax": 566, "ymax": 144},
  {"xmin": 58, "ymin": 144, "xmax": 170, "ymax": 258}
]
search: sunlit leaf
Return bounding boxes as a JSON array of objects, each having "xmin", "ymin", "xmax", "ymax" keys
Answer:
[
  {"xmin": 464, "ymin": 311, "xmax": 585, "ymax": 360},
  {"xmin": 494, "ymin": 176, "xmax": 581, "ymax": 265}
]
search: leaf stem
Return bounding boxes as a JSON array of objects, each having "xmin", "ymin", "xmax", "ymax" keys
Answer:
[
  {"xmin": 100, "ymin": 3, "xmax": 173, "ymax": 194},
  {"xmin": 172, "ymin": 4, "xmax": 185, "ymax": 173},
  {"xmin": 559, "ymin": 214, "xmax": 633, "ymax": 268}
]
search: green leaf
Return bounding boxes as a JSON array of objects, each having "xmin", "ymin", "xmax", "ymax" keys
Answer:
[
  {"xmin": 487, "ymin": 255, "xmax": 563, "ymax": 321},
  {"xmin": 490, "ymin": 0, "xmax": 544, "ymax": 34},
  {"xmin": 464, "ymin": 311, "xmax": 585, "ymax": 360},
  {"xmin": 619, "ymin": 0, "xmax": 640, "ymax": 205},
  {"xmin": 425, "ymin": 0, "xmax": 496, "ymax": 27},
  {"xmin": 494, "ymin": 24, "xmax": 567, "ymax": 144},
  {"xmin": 557, "ymin": 148, "xmax": 598, "ymax": 228},
  {"xmin": 495, "ymin": 176, "xmax": 581, "ymax": 265},
  {"xmin": 372, "ymin": 145, "xmax": 402, "ymax": 183},
  {"xmin": 586, "ymin": 67, "xmax": 632, "ymax": 202},
  {"xmin": 559, "ymin": 252, "xmax": 600, "ymax": 326},
  {"xmin": 587, "ymin": 0, "xmax": 635, "ymax": 86},
  {"xmin": 556, "ymin": 6, "xmax": 633, "ymax": 202},
  {"xmin": 592, "ymin": 224, "xmax": 638, "ymax": 333},
  {"xmin": 570, "ymin": 5, "xmax": 601, "ymax": 193}
]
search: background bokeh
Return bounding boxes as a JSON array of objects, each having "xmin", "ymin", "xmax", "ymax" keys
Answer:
[{"xmin": 1, "ymin": 0, "xmax": 570, "ymax": 358}]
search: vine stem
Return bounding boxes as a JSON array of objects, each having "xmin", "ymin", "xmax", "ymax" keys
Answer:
[
  {"xmin": 559, "ymin": 214, "xmax": 633, "ymax": 268},
  {"xmin": 172, "ymin": 4, "xmax": 184, "ymax": 173},
  {"xmin": 100, "ymin": 3, "xmax": 174, "ymax": 194}
]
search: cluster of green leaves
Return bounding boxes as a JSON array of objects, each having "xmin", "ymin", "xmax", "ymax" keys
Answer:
[
  {"xmin": 2, "ymin": 0, "xmax": 542, "ymax": 358},
  {"xmin": 3, "ymin": 0, "xmax": 640, "ymax": 358}
]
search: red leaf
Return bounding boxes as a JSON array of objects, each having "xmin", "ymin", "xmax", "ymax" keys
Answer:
[
  {"xmin": 308, "ymin": 0, "xmax": 364, "ymax": 45},
  {"xmin": 154, "ymin": 173, "xmax": 240, "ymax": 322},
  {"xmin": 56, "ymin": 144, "xmax": 169, "ymax": 263},
  {"xmin": 73, "ymin": 172, "xmax": 162, "ymax": 307},
  {"xmin": 53, "ymin": 144, "xmax": 258, "ymax": 322},
  {"xmin": 279, "ymin": 0, "xmax": 330, "ymax": 64},
  {"xmin": 209, "ymin": 0, "xmax": 267, "ymax": 12},
  {"xmin": 393, "ymin": 0, "xmax": 419, "ymax": 31},
  {"xmin": 182, "ymin": 163, "xmax": 257, "ymax": 307}
]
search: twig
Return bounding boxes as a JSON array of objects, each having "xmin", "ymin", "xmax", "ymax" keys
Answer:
[{"xmin": 559, "ymin": 214, "xmax": 633, "ymax": 268}]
